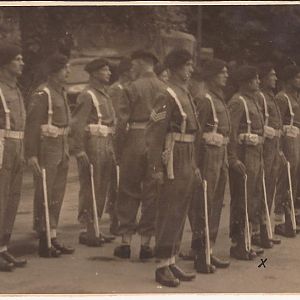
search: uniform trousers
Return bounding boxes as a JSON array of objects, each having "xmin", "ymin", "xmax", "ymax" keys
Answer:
[
  {"xmin": 229, "ymin": 143, "xmax": 263, "ymax": 242},
  {"xmin": 77, "ymin": 134, "xmax": 113, "ymax": 236},
  {"xmin": 33, "ymin": 135, "xmax": 69, "ymax": 233},
  {"xmin": 155, "ymin": 141, "xmax": 195, "ymax": 259},
  {"xmin": 189, "ymin": 143, "xmax": 228, "ymax": 248},
  {"xmin": 117, "ymin": 129, "xmax": 156, "ymax": 237},
  {"xmin": 0, "ymin": 139, "xmax": 24, "ymax": 246}
]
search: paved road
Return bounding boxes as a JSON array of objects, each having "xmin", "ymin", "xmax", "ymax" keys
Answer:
[{"xmin": 1, "ymin": 158, "xmax": 300, "ymax": 294}]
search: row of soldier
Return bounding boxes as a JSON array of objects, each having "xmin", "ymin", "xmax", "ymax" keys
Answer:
[{"xmin": 0, "ymin": 44, "xmax": 299, "ymax": 289}]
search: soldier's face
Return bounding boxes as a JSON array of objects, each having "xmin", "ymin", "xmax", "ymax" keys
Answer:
[
  {"xmin": 263, "ymin": 69, "xmax": 277, "ymax": 89},
  {"xmin": 291, "ymin": 73, "xmax": 300, "ymax": 90},
  {"xmin": 94, "ymin": 65, "xmax": 111, "ymax": 83},
  {"xmin": 212, "ymin": 67, "xmax": 228, "ymax": 87},
  {"xmin": 248, "ymin": 75, "xmax": 260, "ymax": 91},
  {"xmin": 158, "ymin": 70, "xmax": 169, "ymax": 83},
  {"xmin": 56, "ymin": 63, "xmax": 70, "ymax": 84},
  {"xmin": 177, "ymin": 60, "xmax": 194, "ymax": 82},
  {"xmin": 5, "ymin": 54, "xmax": 24, "ymax": 77}
]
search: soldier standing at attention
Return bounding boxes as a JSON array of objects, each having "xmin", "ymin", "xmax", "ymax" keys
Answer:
[
  {"xmin": 25, "ymin": 53, "xmax": 75, "ymax": 258},
  {"xmin": 71, "ymin": 58, "xmax": 116, "ymax": 246},
  {"xmin": 113, "ymin": 50, "xmax": 165, "ymax": 260},
  {"xmin": 189, "ymin": 59, "xmax": 231, "ymax": 273},
  {"xmin": 255, "ymin": 63, "xmax": 283, "ymax": 246},
  {"xmin": 0, "ymin": 44, "xmax": 27, "ymax": 271},
  {"xmin": 228, "ymin": 66, "xmax": 265, "ymax": 260},
  {"xmin": 147, "ymin": 48, "xmax": 199, "ymax": 287},
  {"xmin": 274, "ymin": 65, "xmax": 300, "ymax": 237}
]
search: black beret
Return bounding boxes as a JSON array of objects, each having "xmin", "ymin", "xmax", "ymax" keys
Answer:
[
  {"xmin": 164, "ymin": 48, "xmax": 192, "ymax": 70},
  {"xmin": 131, "ymin": 50, "xmax": 158, "ymax": 65},
  {"xmin": 0, "ymin": 44, "xmax": 22, "ymax": 67},
  {"xmin": 257, "ymin": 62, "xmax": 275, "ymax": 79},
  {"xmin": 280, "ymin": 64, "xmax": 300, "ymax": 82},
  {"xmin": 46, "ymin": 53, "xmax": 68, "ymax": 74},
  {"xmin": 202, "ymin": 59, "xmax": 227, "ymax": 80},
  {"xmin": 118, "ymin": 57, "xmax": 132, "ymax": 75},
  {"xmin": 233, "ymin": 65, "xmax": 258, "ymax": 85},
  {"xmin": 85, "ymin": 58, "xmax": 110, "ymax": 74}
]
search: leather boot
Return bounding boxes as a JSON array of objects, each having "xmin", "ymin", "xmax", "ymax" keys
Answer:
[
  {"xmin": 0, "ymin": 255, "xmax": 14, "ymax": 272},
  {"xmin": 211, "ymin": 255, "xmax": 230, "ymax": 268},
  {"xmin": 155, "ymin": 266, "xmax": 180, "ymax": 287},
  {"xmin": 194, "ymin": 249, "xmax": 216, "ymax": 274},
  {"xmin": 2, "ymin": 251, "xmax": 27, "ymax": 267},
  {"xmin": 230, "ymin": 241, "xmax": 251, "ymax": 261},
  {"xmin": 51, "ymin": 238, "xmax": 75, "ymax": 255},
  {"xmin": 38, "ymin": 232, "xmax": 61, "ymax": 258},
  {"xmin": 114, "ymin": 245, "xmax": 131, "ymax": 259},
  {"xmin": 260, "ymin": 225, "xmax": 273, "ymax": 249},
  {"xmin": 139, "ymin": 245, "xmax": 154, "ymax": 260},
  {"xmin": 169, "ymin": 264, "xmax": 196, "ymax": 281}
]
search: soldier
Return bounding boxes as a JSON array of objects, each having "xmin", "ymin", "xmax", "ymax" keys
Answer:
[
  {"xmin": 0, "ymin": 44, "xmax": 27, "ymax": 271},
  {"xmin": 25, "ymin": 53, "xmax": 75, "ymax": 257},
  {"xmin": 106, "ymin": 57, "xmax": 132, "ymax": 236},
  {"xmin": 154, "ymin": 63, "xmax": 169, "ymax": 84},
  {"xmin": 189, "ymin": 59, "xmax": 231, "ymax": 273},
  {"xmin": 274, "ymin": 65, "xmax": 300, "ymax": 237},
  {"xmin": 147, "ymin": 48, "xmax": 199, "ymax": 287},
  {"xmin": 71, "ymin": 58, "xmax": 116, "ymax": 246},
  {"xmin": 113, "ymin": 50, "xmax": 165, "ymax": 260},
  {"xmin": 256, "ymin": 63, "xmax": 283, "ymax": 246},
  {"xmin": 228, "ymin": 65, "xmax": 265, "ymax": 260}
]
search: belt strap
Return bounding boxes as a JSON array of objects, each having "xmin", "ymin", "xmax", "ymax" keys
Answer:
[
  {"xmin": 239, "ymin": 96, "xmax": 251, "ymax": 134},
  {"xmin": 0, "ymin": 88, "xmax": 10, "ymax": 130},
  {"xmin": 129, "ymin": 122, "xmax": 148, "ymax": 130},
  {"xmin": 260, "ymin": 92, "xmax": 269, "ymax": 127},
  {"xmin": 42, "ymin": 87, "xmax": 53, "ymax": 126},
  {"xmin": 283, "ymin": 93, "xmax": 294, "ymax": 126},
  {"xmin": 0, "ymin": 129, "xmax": 24, "ymax": 140},
  {"xmin": 87, "ymin": 90, "xmax": 102, "ymax": 125},
  {"xmin": 166, "ymin": 87, "xmax": 187, "ymax": 134},
  {"xmin": 205, "ymin": 93, "xmax": 219, "ymax": 133},
  {"xmin": 172, "ymin": 132, "xmax": 195, "ymax": 143}
]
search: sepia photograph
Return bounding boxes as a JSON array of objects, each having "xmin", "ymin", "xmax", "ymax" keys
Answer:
[{"xmin": 0, "ymin": 1, "xmax": 299, "ymax": 296}]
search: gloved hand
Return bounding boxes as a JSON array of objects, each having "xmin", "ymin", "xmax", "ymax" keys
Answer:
[
  {"xmin": 152, "ymin": 171, "xmax": 164, "ymax": 185},
  {"xmin": 279, "ymin": 151, "xmax": 288, "ymax": 166},
  {"xmin": 195, "ymin": 167, "xmax": 203, "ymax": 184},
  {"xmin": 76, "ymin": 151, "xmax": 90, "ymax": 169},
  {"xmin": 28, "ymin": 156, "xmax": 42, "ymax": 177},
  {"xmin": 232, "ymin": 160, "xmax": 246, "ymax": 176}
]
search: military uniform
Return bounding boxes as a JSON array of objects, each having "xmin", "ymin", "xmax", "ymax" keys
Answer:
[
  {"xmin": 115, "ymin": 71, "xmax": 165, "ymax": 240},
  {"xmin": 25, "ymin": 80, "xmax": 70, "ymax": 236},
  {"xmin": 0, "ymin": 76, "xmax": 26, "ymax": 248},
  {"xmin": 147, "ymin": 79, "xmax": 199, "ymax": 259},
  {"xmin": 71, "ymin": 79, "xmax": 116, "ymax": 239},
  {"xmin": 228, "ymin": 90, "xmax": 265, "ymax": 254},
  {"xmin": 190, "ymin": 84, "xmax": 230, "ymax": 250},
  {"xmin": 274, "ymin": 88, "xmax": 300, "ymax": 231}
]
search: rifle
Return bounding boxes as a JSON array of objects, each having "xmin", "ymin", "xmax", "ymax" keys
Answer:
[
  {"xmin": 90, "ymin": 164, "xmax": 100, "ymax": 238},
  {"xmin": 262, "ymin": 169, "xmax": 273, "ymax": 239},
  {"xmin": 244, "ymin": 174, "xmax": 251, "ymax": 252},
  {"xmin": 203, "ymin": 180, "xmax": 211, "ymax": 265},
  {"xmin": 287, "ymin": 162, "xmax": 297, "ymax": 231},
  {"xmin": 42, "ymin": 168, "xmax": 51, "ymax": 250}
]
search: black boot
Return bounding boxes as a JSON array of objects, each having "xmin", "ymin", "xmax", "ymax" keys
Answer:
[
  {"xmin": 211, "ymin": 255, "xmax": 230, "ymax": 268},
  {"xmin": 51, "ymin": 238, "xmax": 75, "ymax": 255},
  {"xmin": 155, "ymin": 266, "xmax": 180, "ymax": 287},
  {"xmin": 2, "ymin": 251, "xmax": 27, "ymax": 267},
  {"xmin": 139, "ymin": 245, "xmax": 154, "ymax": 260},
  {"xmin": 79, "ymin": 232, "xmax": 103, "ymax": 247},
  {"xmin": 274, "ymin": 216, "xmax": 296, "ymax": 238},
  {"xmin": 0, "ymin": 255, "xmax": 14, "ymax": 272},
  {"xmin": 169, "ymin": 264, "xmax": 196, "ymax": 281},
  {"xmin": 38, "ymin": 233, "xmax": 61, "ymax": 258},
  {"xmin": 230, "ymin": 242, "xmax": 251, "ymax": 261},
  {"xmin": 114, "ymin": 245, "xmax": 131, "ymax": 259},
  {"xmin": 194, "ymin": 249, "xmax": 216, "ymax": 274},
  {"xmin": 260, "ymin": 225, "xmax": 273, "ymax": 249}
]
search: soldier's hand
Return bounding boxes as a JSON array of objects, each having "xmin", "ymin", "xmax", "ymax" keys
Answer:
[
  {"xmin": 76, "ymin": 152, "xmax": 90, "ymax": 169},
  {"xmin": 279, "ymin": 151, "xmax": 288, "ymax": 165},
  {"xmin": 152, "ymin": 171, "xmax": 164, "ymax": 185},
  {"xmin": 232, "ymin": 160, "xmax": 246, "ymax": 175},
  {"xmin": 195, "ymin": 168, "xmax": 203, "ymax": 184},
  {"xmin": 28, "ymin": 156, "xmax": 42, "ymax": 177}
]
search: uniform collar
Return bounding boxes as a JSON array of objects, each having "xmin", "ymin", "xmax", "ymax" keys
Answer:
[
  {"xmin": 48, "ymin": 78, "xmax": 65, "ymax": 94},
  {"xmin": 169, "ymin": 77, "xmax": 190, "ymax": 94},
  {"xmin": 261, "ymin": 87, "xmax": 274, "ymax": 98},
  {"xmin": 0, "ymin": 73, "xmax": 17, "ymax": 88},
  {"xmin": 239, "ymin": 88, "xmax": 257, "ymax": 101},
  {"xmin": 207, "ymin": 82, "xmax": 224, "ymax": 101},
  {"xmin": 284, "ymin": 86, "xmax": 298, "ymax": 99},
  {"xmin": 89, "ymin": 78, "xmax": 109, "ymax": 98},
  {"xmin": 139, "ymin": 71, "xmax": 157, "ymax": 79}
]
